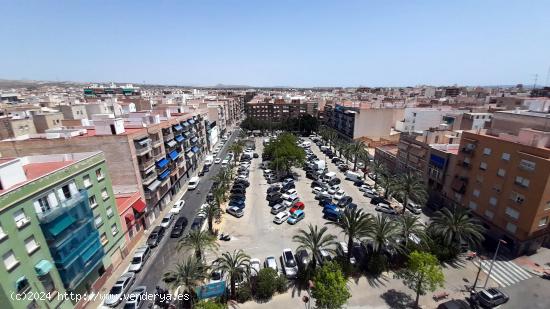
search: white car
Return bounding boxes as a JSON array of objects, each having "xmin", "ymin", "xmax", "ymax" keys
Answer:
[
  {"xmin": 221, "ymin": 159, "xmax": 229, "ymax": 167},
  {"xmin": 273, "ymin": 211, "xmax": 290, "ymax": 224},
  {"xmin": 227, "ymin": 206, "xmax": 244, "ymax": 218},
  {"xmin": 282, "ymin": 189, "xmax": 297, "ymax": 200},
  {"xmin": 197, "ymin": 203, "xmax": 208, "ymax": 218},
  {"xmin": 170, "ymin": 199, "xmax": 185, "ymax": 214},
  {"xmin": 264, "ymin": 256, "xmax": 278, "ymax": 272},
  {"xmin": 188, "ymin": 176, "xmax": 200, "ymax": 190},
  {"xmin": 214, "ymin": 158, "xmax": 222, "ymax": 164},
  {"xmin": 123, "ymin": 286, "xmax": 147, "ymax": 309},
  {"xmin": 103, "ymin": 272, "xmax": 136, "ymax": 307},
  {"xmin": 337, "ymin": 242, "xmax": 356, "ymax": 265},
  {"xmin": 250, "ymin": 258, "xmax": 261, "ymax": 276},
  {"xmin": 160, "ymin": 213, "xmax": 175, "ymax": 228},
  {"xmin": 213, "ymin": 149, "xmax": 219, "ymax": 155},
  {"xmin": 333, "ymin": 190, "xmax": 346, "ymax": 200},
  {"xmin": 312, "ymin": 187, "xmax": 323, "ymax": 195},
  {"xmin": 282, "ymin": 248, "xmax": 299, "ymax": 278},
  {"xmin": 358, "ymin": 184, "xmax": 371, "ymax": 192}
]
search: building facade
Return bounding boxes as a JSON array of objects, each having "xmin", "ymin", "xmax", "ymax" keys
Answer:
[{"xmin": 0, "ymin": 152, "xmax": 124, "ymax": 309}]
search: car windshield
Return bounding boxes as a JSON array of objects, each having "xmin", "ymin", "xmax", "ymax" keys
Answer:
[
  {"xmin": 131, "ymin": 257, "xmax": 141, "ymax": 264},
  {"xmin": 284, "ymin": 252, "xmax": 296, "ymax": 267},
  {"xmin": 162, "ymin": 218, "xmax": 169, "ymax": 222},
  {"xmin": 211, "ymin": 272, "xmax": 222, "ymax": 280},
  {"xmin": 109, "ymin": 285, "xmax": 123, "ymax": 295},
  {"xmin": 190, "ymin": 181, "xmax": 197, "ymax": 185},
  {"xmin": 290, "ymin": 212, "xmax": 300, "ymax": 218}
]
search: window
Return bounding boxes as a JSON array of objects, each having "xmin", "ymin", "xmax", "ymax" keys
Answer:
[
  {"xmin": 479, "ymin": 162, "xmax": 488, "ymax": 170},
  {"xmin": 13, "ymin": 209, "xmax": 30, "ymax": 229},
  {"xmin": 94, "ymin": 215, "xmax": 103, "ymax": 228},
  {"xmin": 539, "ymin": 217, "xmax": 549, "ymax": 227},
  {"xmin": 101, "ymin": 188, "xmax": 109, "ymax": 201},
  {"xmin": 497, "ymin": 168, "xmax": 506, "ymax": 177},
  {"xmin": 505, "ymin": 207, "xmax": 520, "ymax": 219},
  {"xmin": 89, "ymin": 195, "xmax": 98, "ymax": 208},
  {"xmin": 100, "ymin": 233, "xmax": 108, "ymax": 246},
  {"xmin": 473, "ymin": 189, "xmax": 480, "ymax": 198},
  {"xmin": 501, "ymin": 153, "xmax": 510, "ymax": 161},
  {"xmin": 510, "ymin": 192, "xmax": 525, "ymax": 204},
  {"xmin": 476, "ymin": 175, "xmax": 484, "ymax": 183},
  {"xmin": 506, "ymin": 222, "xmax": 517, "ymax": 234},
  {"xmin": 515, "ymin": 176, "xmax": 530, "ymax": 188},
  {"xmin": 24, "ymin": 236, "xmax": 39, "ymax": 254},
  {"xmin": 83, "ymin": 175, "xmax": 92, "ymax": 188},
  {"xmin": 484, "ymin": 210, "xmax": 494, "ymax": 220},
  {"xmin": 519, "ymin": 159, "xmax": 536, "ymax": 171},
  {"xmin": 3, "ymin": 250, "xmax": 19, "ymax": 270},
  {"xmin": 468, "ymin": 201, "xmax": 478, "ymax": 210},
  {"xmin": 96, "ymin": 168, "xmax": 105, "ymax": 181},
  {"xmin": 111, "ymin": 224, "xmax": 118, "ymax": 236},
  {"xmin": 16, "ymin": 277, "xmax": 30, "ymax": 293},
  {"xmin": 0, "ymin": 225, "xmax": 6, "ymax": 240},
  {"xmin": 483, "ymin": 147, "xmax": 492, "ymax": 155},
  {"xmin": 106, "ymin": 207, "xmax": 114, "ymax": 218},
  {"xmin": 489, "ymin": 197, "xmax": 498, "ymax": 206}
]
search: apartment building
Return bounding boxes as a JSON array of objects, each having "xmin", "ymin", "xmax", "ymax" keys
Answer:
[
  {"xmin": 452, "ymin": 130, "xmax": 550, "ymax": 255},
  {"xmin": 0, "ymin": 152, "xmax": 124, "ymax": 309},
  {"xmin": 0, "ymin": 112, "xmax": 208, "ymax": 226},
  {"xmin": 245, "ymin": 98, "xmax": 318, "ymax": 122},
  {"xmin": 0, "ymin": 116, "xmax": 36, "ymax": 139},
  {"xmin": 374, "ymin": 144, "xmax": 398, "ymax": 173},
  {"xmin": 32, "ymin": 112, "xmax": 64, "ymax": 133},
  {"xmin": 59, "ymin": 104, "xmax": 89, "ymax": 120}
]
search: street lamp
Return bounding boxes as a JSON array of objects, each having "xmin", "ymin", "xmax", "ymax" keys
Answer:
[{"xmin": 483, "ymin": 239, "xmax": 507, "ymax": 288}]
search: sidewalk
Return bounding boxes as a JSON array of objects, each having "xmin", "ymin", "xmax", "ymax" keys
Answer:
[{"xmin": 514, "ymin": 247, "xmax": 550, "ymax": 276}]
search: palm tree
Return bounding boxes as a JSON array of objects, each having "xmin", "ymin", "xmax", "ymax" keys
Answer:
[
  {"xmin": 162, "ymin": 255, "xmax": 209, "ymax": 303},
  {"xmin": 177, "ymin": 229, "xmax": 219, "ymax": 260},
  {"xmin": 378, "ymin": 170, "xmax": 395, "ymax": 199},
  {"xmin": 327, "ymin": 209, "xmax": 372, "ymax": 266},
  {"xmin": 228, "ymin": 141, "xmax": 245, "ymax": 166},
  {"xmin": 369, "ymin": 160, "xmax": 386, "ymax": 190},
  {"xmin": 365, "ymin": 214, "xmax": 401, "ymax": 254},
  {"xmin": 292, "ymin": 224, "xmax": 338, "ymax": 270},
  {"xmin": 199, "ymin": 202, "xmax": 222, "ymax": 234},
  {"xmin": 213, "ymin": 250, "xmax": 250, "ymax": 300},
  {"xmin": 393, "ymin": 172, "xmax": 428, "ymax": 214},
  {"xmin": 349, "ymin": 140, "xmax": 366, "ymax": 171},
  {"xmin": 429, "ymin": 207, "xmax": 485, "ymax": 250},
  {"xmin": 328, "ymin": 130, "xmax": 339, "ymax": 152},
  {"xmin": 398, "ymin": 213, "xmax": 426, "ymax": 250}
]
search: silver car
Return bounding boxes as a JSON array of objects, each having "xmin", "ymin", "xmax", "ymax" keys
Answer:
[
  {"xmin": 104, "ymin": 272, "xmax": 136, "ymax": 307},
  {"xmin": 123, "ymin": 286, "xmax": 147, "ymax": 309},
  {"xmin": 271, "ymin": 203, "xmax": 286, "ymax": 214}
]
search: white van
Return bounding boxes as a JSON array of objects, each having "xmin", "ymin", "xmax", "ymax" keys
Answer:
[
  {"xmin": 221, "ymin": 159, "xmax": 229, "ymax": 167},
  {"xmin": 345, "ymin": 171, "xmax": 362, "ymax": 182},
  {"xmin": 301, "ymin": 141, "xmax": 311, "ymax": 148},
  {"xmin": 323, "ymin": 172, "xmax": 337, "ymax": 182},
  {"xmin": 205, "ymin": 155, "xmax": 214, "ymax": 166},
  {"xmin": 188, "ymin": 177, "xmax": 200, "ymax": 190},
  {"xmin": 128, "ymin": 246, "xmax": 151, "ymax": 272}
]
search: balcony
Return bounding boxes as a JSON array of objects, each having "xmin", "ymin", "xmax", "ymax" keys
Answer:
[
  {"xmin": 138, "ymin": 157, "xmax": 155, "ymax": 171},
  {"xmin": 135, "ymin": 144, "xmax": 152, "ymax": 156},
  {"xmin": 36, "ymin": 190, "xmax": 89, "ymax": 224},
  {"xmin": 163, "ymin": 131, "xmax": 174, "ymax": 141},
  {"xmin": 141, "ymin": 172, "xmax": 157, "ymax": 184},
  {"xmin": 151, "ymin": 138, "xmax": 162, "ymax": 148},
  {"xmin": 458, "ymin": 161, "xmax": 471, "ymax": 169}
]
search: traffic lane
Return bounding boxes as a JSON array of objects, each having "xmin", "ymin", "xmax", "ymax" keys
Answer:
[{"xmin": 133, "ymin": 129, "xmax": 239, "ymax": 292}]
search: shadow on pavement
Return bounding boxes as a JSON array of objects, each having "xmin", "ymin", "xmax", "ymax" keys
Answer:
[
  {"xmin": 365, "ymin": 273, "xmax": 390, "ymax": 288},
  {"xmin": 380, "ymin": 289, "xmax": 414, "ymax": 309}
]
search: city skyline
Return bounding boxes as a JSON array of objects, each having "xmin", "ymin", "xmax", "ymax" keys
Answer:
[{"xmin": 1, "ymin": 0, "xmax": 549, "ymax": 87}]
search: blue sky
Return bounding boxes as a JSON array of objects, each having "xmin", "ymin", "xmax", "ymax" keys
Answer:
[{"xmin": 1, "ymin": 0, "xmax": 549, "ymax": 87}]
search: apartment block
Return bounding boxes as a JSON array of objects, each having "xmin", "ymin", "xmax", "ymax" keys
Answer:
[
  {"xmin": 245, "ymin": 98, "xmax": 318, "ymax": 122},
  {"xmin": 0, "ymin": 116, "xmax": 36, "ymax": 139},
  {"xmin": 0, "ymin": 152, "xmax": 124, "ymax": 308},
  {"xmin": 59, "ymin": 104, "xmax": 88, "ymax": 120},
  {"xmin": 32, "ymin": 112, "xmax": 64, "ymax": 133},
  {"xmin": 452, "ymin": 130, "xmax": 550, "ymax": 255}
]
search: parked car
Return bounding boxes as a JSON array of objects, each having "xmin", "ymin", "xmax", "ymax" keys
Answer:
[
  {"xmin": 230, "ymin": 187, "xmax": 246, "ymax": 195},
  {"xmin": 264, "ymin": 256, "xmax": 279, "ymax": 272},
  {"xmin": 234, "ymin": 179, "xmax": 250, "ymax": 187},
  {"xmin": 147, "ymin": 226, "xmax": 165, "ymax": 247},
  {"xmin": 227, "ymin": 206, "xmax": 244, "ymax": 218},
  {"xmin": 190, "ymin": 217, "xmax": 205, "ymax": 231},
  {"xmin": 370, "ymin": 196, "xmax": 389, "ymax": 205},
  {"xmin": 267, "ymin": 184, "xmax": 281, "ymax": 193},
  {"xmin": 128, "ymin": 246, "xmax": 151, "ymax": 272},
  {"xmin": 282, "ymin": 248, "xmax": 299, "ymax": 278},
  {"xmin": 198, "ymin": 165, "xmax": 209, "ymax": 176},
  {"xmin": 104, "ymin": 272, "xmax": 136, "ymax": 307},
  {"xmin": 475, "ymin": 288, "xmax": 509, "ymax": 308},
  {"xmin": 171, "ymin": 217, "xmax": 188, "ymax": 238},
  {"xmin": 123, "ymin": 286, "xmax": 147, "ymax": 309},
  {"xmin": 267, "ymin": 191, "xmax": 282, "ymax": 201},
  {"xmin": 406, "ymin": 201, "xmax": 422, "ymax": 214},
  {"xmin": 295, "ymin": 249, "xmax": 310, "ymax": 271},
  {"xmin": 188, "ymin": 176, "xmax": 200, "ymax": 190},
  {"xmin": 231, "ymin": 192, "xmax": 246, "ymax": 200},
  {"xmin": 271, "ymin": 204, "xmax": 286, "ymax": 215},
  {"xmin": 228, "ymin": 199, "xmax": 245, "ymax": 209},
  {"xmin": 170, "ymin": 199, "xmax": 185, "ymax": 214},
  {"xmin": 358, "ymin": 184, "xmax": 372, "ymax": 192},
  {"xmin": 283, "ymin": 196, "xmax": 300, "ymax": 208},
  {"xmin": 287, "ymin": 210, "xmax": 305, "ymax": 224},
  {"xmin": 333, "ymin": 190, "xmax": 346, "ymax": 200},
  {"xmin": 337, "ymin": 196, "xmax": 353, "ymax": 207},
  {"xmin": 375, "ymin": 204, "xmax": 397, "ymax": 215},
  {"xmin": 160, "ymin": 213, "xmax": 175, "ymax": 228},
  {"xmin": 250, "ymin": 258, "xmax": 261, "ymax": 276},
  {"xmin": 315, "ymin": 190, "xmax": 332, "ymax": 200},
  {"xmin": 289, "ymin": 201, "xmax": 305, "ymax": 214},
  {"xmin": 269, "ymin": 197, "xmax": 284, "ymax": 207},
  {"xmin": 318, "ymin": 249, "xmax": 333, "ymax": 265},
  {"xmin": 337, "ymin": 242, "xmax": 356, "ymax": 265}
]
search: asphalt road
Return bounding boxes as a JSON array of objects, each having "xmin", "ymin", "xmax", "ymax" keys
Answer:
[{"xmin": 132, "ymin": 129, "xmax": 239, "ymax": 294}]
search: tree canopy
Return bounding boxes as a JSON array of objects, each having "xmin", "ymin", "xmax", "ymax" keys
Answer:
[
  {"xmin": 311, "ymin": 262, "xmax": 351, "ymax": 309},
  {"xmin": 263, "ymin": 133, "xmax": 305, "ymax": 174}
]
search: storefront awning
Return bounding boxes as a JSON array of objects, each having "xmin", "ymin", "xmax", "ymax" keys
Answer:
[
  {"xmin": 147, "ymin": 180, "xmax": 161, "ymax": 191},
  {"xmin": 125, "ymin": 213, "xmax": 135, "ymax": 222},
  {"xmin": 49, "ymin": 215, "xmax": 76, "ymax": 236},
  {"xmin": 165, "ymin": 140, "xmax": 177, "ymax": 148},
  {"xmin": 156, "ymin": 158, "xmax": 169, "ymax": 169},
  {"xmin": 132, "ymin": 199, "xmax": 147, "ymax": 213},
  {"xmin": 192, "ymin": 146, "xmax": 200, "ymax": 153},
  {"xmin": 173, "ymin": 124, "xmax": 183, "ymax": 131},
  {"xmin": 158, "ymin": 169, "xmax": 171, "ymax": 180},
  {"xmin": 35, "ymin": 260, "xmax": 54, "ymax": 276},
  {"xmin": 188, "ymin": 119, "xmax": 195, "ymax": 124},
  {"xmin": 175, "ymin": 135, "xmax": 184, "ymax": 143},
  {"xmin": 169, "ymin": 150, "xmax": 180, "ymax": 160}
]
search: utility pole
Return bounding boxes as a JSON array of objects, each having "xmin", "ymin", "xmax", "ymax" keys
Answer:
[{"xmin": 483, "ymin": 239, "xmax": 507, "ymax": 288}]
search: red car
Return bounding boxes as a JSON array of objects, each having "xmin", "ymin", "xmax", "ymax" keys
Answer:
[{"xmin": 289, "ymin": 202, "xmax": 305, "ymax": 214}]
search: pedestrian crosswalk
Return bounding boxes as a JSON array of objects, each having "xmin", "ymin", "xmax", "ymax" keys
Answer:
[{"xmin": 474, "ymin": 258, "xmax": 533, "ymax": 287}]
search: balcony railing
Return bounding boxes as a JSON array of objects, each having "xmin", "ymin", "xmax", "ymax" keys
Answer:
[
  {"xmin": 163, "ymin": 132, "xmax": 174, "ymax": 141},
  {"xmin": 138, "ymin": 157, "xmax": 155, "ymax": 171},
  {"xmin": 36, "ymin": 190, "xmax": 88, "ymax": 224},
  {"xmin": 135, "ymin": 144, "xmax": 152, "ymax": 156},
  {"xmin": 141, "ymin": 172, "xmax": 157, "ymax": 184}
]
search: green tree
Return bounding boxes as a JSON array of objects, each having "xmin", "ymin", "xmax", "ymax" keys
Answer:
[
  {"xmin": 228, "ymin": 141, "xmax": 245, "ymax": 166},
  {"xmin": 264, "ymin": 133, "xmax": 305, "ymax": 176},
  {"xmin": 378, "ymin": 170, "xmax": 396, "ymax": 199},
  {"xmin": 195, "ymin": 300, "xmax": 226, "ymax": 309},
  {"xmin": 326, "ymin": 208, "xmax": 372, "ymax": 266},
  {"xmin": 162, "ymin": 256, "xmax": 209, "ymax": 304},
  {"xmin": 393, "ymin": 172, "xmax": 428, "ymax": 215},
  {"xmin": 199, "ymin": 202, "xmax": 222, "ymax": 234},
  {"xmin": 212, "ymin": 250, "xmax": 250, "ymax": 300},
  {"xmin": 349, "ymin": 140, "xmax": 366, "ymax": 171},
  {"xmin": 394, "ymin": 251, "xmax": 445, "ymax": 308},
  {"xmin": 311, "ymin": 262, "xmax": 351, "ymax": 309},
  {"xmin": 177, "ymin": 229, "xmax": 219, "ymax": 260},
  {"xmin": 292, "ymin": 224, "xmax": 338, "ymax": 271},
  {"xmin": 366, "ymin": 214, "xmax": 401, "ymax": 255},
  {"xmin": 254, "ymin": 268, "xmax": 279, "ymax": 300},
  {"xmin": 369, "ymin": 160, "xmax": 386, "ymax": 190},
  {"xmin": 429, "ymin": 207, "xmax": 485, "ymax": 250},
  {"xmin": 399, "ymin": 213, "xmax": 427, "ymax": 251}
]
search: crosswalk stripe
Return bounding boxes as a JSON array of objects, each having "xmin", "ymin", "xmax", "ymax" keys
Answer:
[
  {"xmin": 480, "ymin": 261, "xmax": 515, "ymax": 286},
  {"xmin": 474, "ymin": 258, "xmax": 532, "ymax": 287},
  {"xmin": 502, "ymin": 260, "xmax": 532, "ymax": 280}
]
